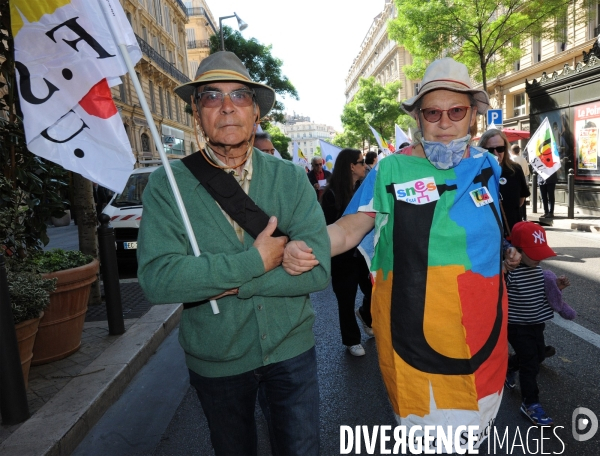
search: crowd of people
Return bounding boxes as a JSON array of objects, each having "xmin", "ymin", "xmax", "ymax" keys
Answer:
[{"xmin": 137, "ymin": 51, "xmax": 573, "ymax": 455}]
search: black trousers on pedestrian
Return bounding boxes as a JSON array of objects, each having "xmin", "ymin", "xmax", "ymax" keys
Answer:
[
  {"xmin": 331, "ymin": 253, "xmax": 372, "ymax": 346},
  {"xmin": 539, "ymin": 182, "xmax": 556, "ymax": 215},
  {"xmin": 507, "ymin": 323, "xmax": 547, "ymax": 405}
]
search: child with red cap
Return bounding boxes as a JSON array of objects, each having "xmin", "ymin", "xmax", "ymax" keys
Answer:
[{"xmin": 504, "ymin": 221, "xmax": 574, "ymax": 426}]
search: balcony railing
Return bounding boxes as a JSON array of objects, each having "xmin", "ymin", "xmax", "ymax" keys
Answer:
[
  {"xmin": 187, "ymin": 39, "xmax": 210, "ymax": 49},
  {"xmin": 135, "ymin": 34, "xmax": 191, "ymax": 84},
  {"xmin": 173, "ymin": 0, "xmax": 189, "ymax": 17},
  {"xmin": 187, "ymin": 7, "xmax": 217, "ymax": 34}
]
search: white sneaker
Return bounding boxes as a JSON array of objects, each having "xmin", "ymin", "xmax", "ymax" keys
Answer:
[
  {"xmin": 347, "ymin": 344, "xmax": 366, "ymax": 357},
  {"xmin": 355, "ymin": 309, "xmax": 374, "ymax": 337}
]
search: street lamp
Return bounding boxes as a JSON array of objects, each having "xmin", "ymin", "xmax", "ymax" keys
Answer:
[{"xmin": 219, "ymin": 13, "xmax": 248, "ymax": 51}]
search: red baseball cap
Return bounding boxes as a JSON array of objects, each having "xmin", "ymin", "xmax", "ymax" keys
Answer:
[{"xmin": 510, "ymin": 222, "xmax": 557, "ymax": 261}]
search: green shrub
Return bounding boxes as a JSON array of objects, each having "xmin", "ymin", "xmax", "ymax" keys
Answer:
[
  {"xmin": 7, "ymin": 271, "xmax": 56, "ymax": 324},
  {"xmin": 29, "ymin": 249, "xmax": 94, "ymax": 274}
]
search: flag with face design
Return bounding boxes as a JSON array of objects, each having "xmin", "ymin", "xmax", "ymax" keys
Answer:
[
  {"xmin": 525, "ymin": 117, "xmax": 560, "ymax": 181},
  {"xmin": 11, "ymin": 0, "xmax": 141, "ymax": 193}
]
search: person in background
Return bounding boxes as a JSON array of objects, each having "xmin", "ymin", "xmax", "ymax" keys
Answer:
[
  {"xmin": 254, "ymin": 131, "xmax": 276, "ymax": 155},
  {"xmin": 320, "ymin": 149, "xmax": 373, "ymax": 357},
  {"xmin": 538, "ymin": 171, "xmax": 558, "ymax": 218},
  {"xmin": 478, "ymin": 130, "xmax": 530, "ymax": 234},
  {"xmin": 307, "ymin": 156, "xmax": 331, "ymax": 199},
  {"xmin": 283, "ymin": 58, "xmax": 522, "ymax": 452},
  {"xmin": 510, "ymin": 144, "xmax": 530, "ymax": 221},
  {"xmin": 137, "ymin": 51, "xmax": 330, "ymax": 456},
  {"xmin": 364, "ymin": 151, "xmax": 378, "ymax": 176}
]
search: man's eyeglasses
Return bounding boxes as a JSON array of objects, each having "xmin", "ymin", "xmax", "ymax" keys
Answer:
[
  {"xmin": 196, "ymin": 89, "xmax": 255, "ymax": 108},
  {"xmin": 420, "ymin": 106, "xmax": 471, "ymax": 123},
  {"xmin": 485, "ymin": 145, "xmax": 506, "ymax": 154},
  {"xmin": 355, "ymin": 160, "xmax": 365, "ymax": 165}
]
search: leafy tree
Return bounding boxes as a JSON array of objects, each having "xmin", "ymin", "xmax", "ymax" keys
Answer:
[
  {"xmin": 332, "ymin": 130, "xmax": 362, "ymax": 149},
  {"xmin": 389, "ymin": 0, "xmax": 587, "ymax": 92},
  {"xmin": 210, "ymin": 26, "xmax": 298, "ymax": 123},
  {"xmin": 341, "ymin": 77, "xmax": 412, "ymax": 148},
  {"xmin": 264, "ymin": 124, "xmax": 292, "ymax": 160}
]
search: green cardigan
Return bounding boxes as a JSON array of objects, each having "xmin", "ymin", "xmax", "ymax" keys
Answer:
[{"xmin": 137, "ymin": 150, "xmax": 331, "ymax": 377}]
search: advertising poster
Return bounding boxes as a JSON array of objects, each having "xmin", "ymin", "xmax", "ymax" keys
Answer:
[{"xmin": 574, "ymin": 101, "xmax": 600, "ymax": 180}]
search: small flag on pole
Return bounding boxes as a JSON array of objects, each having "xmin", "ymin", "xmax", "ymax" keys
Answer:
[
  {"xmin": 525, "ymin": 117, "xmax": 560, "ymax": 180},
  {"xmin": 395, "ymin": 124, "xmax": 411, "ymax": 150},
  {"xmin": 11, "ymin": 0, "xmax": 141, "ymax": 193},
  {"xmin": 292, "ymin": 142, "xmax": 309, "ymax": 171}
]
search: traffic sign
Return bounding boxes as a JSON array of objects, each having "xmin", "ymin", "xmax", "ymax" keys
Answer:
[{"xmin": 487, "ymin": 109, "xmax": 503, "ymax": 126}]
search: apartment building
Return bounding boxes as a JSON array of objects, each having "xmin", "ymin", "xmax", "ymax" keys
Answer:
[
  {"xmin": 344, "ymin": 0, "xmax": 414, "ymax": 104},
  {"xmin": 114, "ymin": 0, "xmax": 196, "ymax": 165},
  {"xmin": 283, "ymin": 115, "xmax": 336, "ymax": 161},
  {"xmin": 183, "ymin": 0, "xmax": 217, "ymax": 79},
  {"xmin": 484, "ymin": 1, "xmax": 600, "ymax": 139}
]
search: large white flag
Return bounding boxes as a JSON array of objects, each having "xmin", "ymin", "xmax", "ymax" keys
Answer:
[
  {"xmin": 11, "ymin": 0, "xmax": 141, "ymax": 193},
  {"xmin": 524, "ymin": 117, "xmax": 561, "ymax": 180},
  {"xmin": 395, "ymin": 124, "xmax": 411, "ymax": 150},
  {"xmin": 319, "ymin": 140, "xmax": 342, "ymax": 172}
]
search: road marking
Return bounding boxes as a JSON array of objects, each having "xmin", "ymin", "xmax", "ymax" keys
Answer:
[{"xmin": 550, "ymin": 317, "xmax": 600, "ymax": 351}]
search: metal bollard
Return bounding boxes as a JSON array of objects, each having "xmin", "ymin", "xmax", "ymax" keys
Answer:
[
  {"xmin": 0, "ymin": 254, "xmax": 30, "ymax": 424},
  {"xmin": 568, "ymin": 169, "xmax": 575, "ymax": 219},
  {"xmin": 531, "ymin": 172, "xmax": 538, "ymax": 213},
  {"xmin": 97, "ymin": 214, "xmax": 125, "ymax": 335}
]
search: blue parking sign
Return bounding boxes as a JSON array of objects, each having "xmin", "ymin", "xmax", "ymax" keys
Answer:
[{"xmin": 487, "ymin": 109, "xmax": 503, "ymax": 126}]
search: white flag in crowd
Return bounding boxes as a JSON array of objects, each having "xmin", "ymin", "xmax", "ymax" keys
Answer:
[
  {"xmin": 395, "ymin": 124, "xmax": 411, "ymax": 150},
  {"xmin": 11, "ymin": 0, "xmax": 141, "ymax": 193},
  {"xmin": 319, "ymin": 140, "xmax": 342, "ymax": 172},
  {"xmin": 525, "ymin": 117, "xmax": 561, "ymax": 180}
]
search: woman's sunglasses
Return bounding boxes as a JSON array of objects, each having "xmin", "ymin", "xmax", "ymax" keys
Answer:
[
  {"xmin": 420, "ymin": 106, "xmax": 471, "ymax": 123},
  {"xmin": 485, "ymin": 146, "xmax": 506, "ymax": 154}
]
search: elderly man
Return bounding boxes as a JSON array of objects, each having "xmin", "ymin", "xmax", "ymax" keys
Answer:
[
  {"xmin": 254, "ymin": 131, "xmax": 276, "ymax": 155},
  {"xmin": 510, "ymin": 144, "xmax": 530, "ymax": 221},
  {"xmin": 284, "ymin": 58, "xmax": 521, "ymax": 452},
  {"xmin": 137, "ymin": 51, "xmax": 329, "ymax": 455},
  {"xmin": 306, "ymin": 156, "xmax": 331, "ymax": 198}
]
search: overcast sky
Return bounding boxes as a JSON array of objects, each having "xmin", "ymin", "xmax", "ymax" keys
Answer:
[{"xmin": 208, "ymin": 0, "xmax": 387, "ymax": 131}]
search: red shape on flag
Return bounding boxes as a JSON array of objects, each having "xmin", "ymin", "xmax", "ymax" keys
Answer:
[{"xmin": 79, "ymin": 79, "xmax": 118, "ymax": 119}]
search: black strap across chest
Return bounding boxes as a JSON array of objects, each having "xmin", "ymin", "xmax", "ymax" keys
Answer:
[{"xmin": 181, "ymin": 151, "xmax": 286, "ymax": 239}]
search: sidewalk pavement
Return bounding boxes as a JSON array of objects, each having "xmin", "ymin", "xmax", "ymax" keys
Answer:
[
  {"xmin": 526, "ymin": 203, "xmax": 600, "ymax": 233},
  {"xmin": 1, "ymin": 204, "xmax": 598, "ymax": 455}
]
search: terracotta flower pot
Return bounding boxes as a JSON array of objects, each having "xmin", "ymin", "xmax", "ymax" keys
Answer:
[
  {"xmin": 15, "ymin": 311, "xmax": 44, "ymax": 389},
  {"xmin": 32, "ymin": 259, "xmax": 99, "ymax": 365}
]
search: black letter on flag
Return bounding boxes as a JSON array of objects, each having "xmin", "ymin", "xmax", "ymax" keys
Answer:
[
  {"xmin": 15, "ymin": 61, "xmax": 59, "ymax": 105},
  {"xmin": 46, "ymin": 17, "xmax": 115, "ymax": 59}
]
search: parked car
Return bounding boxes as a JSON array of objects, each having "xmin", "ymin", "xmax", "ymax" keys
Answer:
[{"xmin": 102, "ymin": 165, "xmax": 161, "ymax": 266}]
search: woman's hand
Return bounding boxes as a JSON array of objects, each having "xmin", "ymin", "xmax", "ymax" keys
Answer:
[{"xmin": 283, "ymin": 240, "xmax": 319, "ymax": 275}]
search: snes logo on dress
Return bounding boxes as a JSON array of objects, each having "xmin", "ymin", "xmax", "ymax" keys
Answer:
[{"xmin": 393, "ymin": 177, "xmax": 440, "ymax": 205}]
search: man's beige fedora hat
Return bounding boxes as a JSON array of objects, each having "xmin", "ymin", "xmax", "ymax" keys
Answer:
[{"xmin": 175, "ymin": 51, "xmax": 275, "ymax": 118}]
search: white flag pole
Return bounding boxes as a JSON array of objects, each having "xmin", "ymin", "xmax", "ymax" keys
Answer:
[{"xmin": 98, "ymin": 0, "xmax": 220, "ymax": 314}]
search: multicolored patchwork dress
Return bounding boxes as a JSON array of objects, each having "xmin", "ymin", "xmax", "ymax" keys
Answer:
[{"xmin": 346, "ymin": 146, "xmax": 508, "ymax": 449}]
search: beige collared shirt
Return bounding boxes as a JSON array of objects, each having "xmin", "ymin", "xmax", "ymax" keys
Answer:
[{"xmin": 204, "ymin": 146, "xmax": 254, "ymax": 243}]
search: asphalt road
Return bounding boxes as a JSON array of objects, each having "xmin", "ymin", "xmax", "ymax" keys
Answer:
[{"xmin": 72, "ymin": 227, "xmax": 600, "ymax": 455}]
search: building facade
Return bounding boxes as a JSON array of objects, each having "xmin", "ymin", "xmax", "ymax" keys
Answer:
[
  {"xmin": 482, "ymin": 0, "xmax": 600, "ymax": 213},
  {"xmin": 114, "ymin": 0, "xmax": 196, "ymax": 167},
  {"xmin": 483, "ymin": 0, "xmax": 600, "ymax": 147},
  {"xmin": 344, "ymin": 0, "xmax": 415, "ymax": 105},
  {"xmin": 183, "ymin": 0, "xmax": 217, "ymax": 79},
  {"xmin": 282, "ymin": 115, "xmax": 336, "ymax": 161}
]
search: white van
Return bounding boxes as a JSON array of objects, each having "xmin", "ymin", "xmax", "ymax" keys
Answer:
[{"xmin": 102, "ymin": 165, "xmax": 162, "ymax": 264}]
